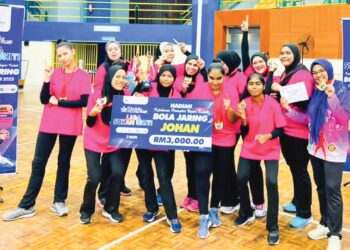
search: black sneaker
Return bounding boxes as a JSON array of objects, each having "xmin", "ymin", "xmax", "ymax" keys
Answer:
[
  {"xmin": 102, "ymin": 210, "xmax": 123, "ymax": 223},
  {"xmin": 235, "ymin": 215, "xmax": 255, "ymax": 226},
  {"xmin": 79, "ymin": 212, "xmax": 92, "ymax": 224},
  {"xmin": 267, "ymin": 230, "xmax": 280, "ymax": 245},
  {"xmin": 120, "ymin": 186, "xmax": 132, "ymax": 196}
]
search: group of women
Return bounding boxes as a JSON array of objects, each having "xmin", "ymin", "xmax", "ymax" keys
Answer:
[{"xmin": 2, "ymin": 16, "xmax": 349, "ymax": 250}]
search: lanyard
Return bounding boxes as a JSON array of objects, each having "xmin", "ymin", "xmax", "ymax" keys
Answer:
[{"xmin": 210, "ymin": 85, "xmax": 224, "ymax": 130}]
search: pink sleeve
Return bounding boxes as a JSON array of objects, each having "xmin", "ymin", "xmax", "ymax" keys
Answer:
[
  {"xmin": 81, "ymin": 71, "xmax": 92, "ymax": 95},
  {"xmin": 94, "ymin": 65, "xmax": 106, "ymax": 90},
  {"xmin": 272, "ymin": 99, "xmax": 287, "ymax": 128}
]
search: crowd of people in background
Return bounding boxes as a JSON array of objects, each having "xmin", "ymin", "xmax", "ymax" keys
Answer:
[{"xmin": 2, "ymin": 16, "xmax": 350, "ymax": 250}]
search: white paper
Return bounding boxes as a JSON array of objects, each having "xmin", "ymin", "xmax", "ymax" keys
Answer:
[
  {"xmin": 280, "ymin": 82, "xmax": 309, "ymax": 104},
  {"xmin": 0, "ymin": 6, "xmax": 12, "ymax": 32}
]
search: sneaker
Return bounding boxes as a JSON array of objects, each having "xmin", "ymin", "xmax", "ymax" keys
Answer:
[
  {"xmin": 327, "ymin": 236, "xmax": 342, "ymax": 250},
  {"xmin": 166, "ymin": 218, "xmax": 182, "ymax": 233},
  {"xmin": 283, "ymin": 202, "xmax": 296, "ymax": 213},
  {"xmin": 157, "ymin": 193, "xmax": 163, "ymax": 206},
  {"xmin": 197, "ymin": 214, "xmax": 212, "ymax": 239},
  {"xmin": 51, "ymin": 202, "xmax": 69, "ymax": 216},
  {"xmin": 102, "ymin": 209, "xmax": 123, "ymax": 223},
  {"xmin": 235, "ymin": 214, "xmax": 255, "ymax": 226},
  {"xmin": 255, "ymin": 204, "xmax": 266, "ymax": 218},
  {"xmin": 267, "ymin": 230, "xmax": 280, "ymax": 245},
  {"xmin": 180, "ymin": 197, "xmax": 192, "ymax": 209},
  {"xmin": 209, "ymin": 208, "xmax": 221, "ymax": 227},
  {"xmin": 98, "ymin": 198, "xmax": 106, "ymax": 208},
  {"xmin": 120, "ymin": 186, "xmax": 132, "ymax": 196},
  {"xmin": 3, "ymin": 207, "xmax": 36, "ymax": 221},
  {"xmin": 143, "ymin": 210, "xmax": 160, "ymax": 222},
  {"xmin": 187, "ymin": 199, "xmax": 199, "ymax": 212},
  {"xmin": 220, "ymin": 204, "xmax": 240, "ymax": 215},
  {"xmin": 290, "ymin": 216, "xmax": 313, "ymax": 228},
  {"xmin": 79, "ymin": 212, "xmax": 92, "ymax": 224},
  {"xmin": 308, "ymin": 224, "xmax": 330, "ymax": 240}
]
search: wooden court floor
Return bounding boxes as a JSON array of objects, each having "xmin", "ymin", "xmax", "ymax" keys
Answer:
[{"xmin": 0, "ymin": 87, "xmax": 349, "ymax": 250}]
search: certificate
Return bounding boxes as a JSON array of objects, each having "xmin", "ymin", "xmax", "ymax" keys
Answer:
[{"xmin": 280, "ymin": 82, "xmax": 309, "ymax": 103}]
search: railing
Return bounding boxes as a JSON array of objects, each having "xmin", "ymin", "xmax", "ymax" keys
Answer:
[
  {"xmin": 219, "ymin": 0, "xmax": 348, "ymax": 10},
  {"xmin": 25, "ymin": 0, "xmax": 192, "ymax": 24}
]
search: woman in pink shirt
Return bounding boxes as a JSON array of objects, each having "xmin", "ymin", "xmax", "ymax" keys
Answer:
[
  {"xmin": 134, "ymin": 64, "xmax": 182, "ymax": 233},
  {"xmin": 3, "ymin": 41, "xmax": 91, "ymax": 221},
  {"xmin": 271, "ymin": 43, "xmax": 314, "ymax": 228},
  {"xmin": 235, "ymin": 73, "xmax": 286, "ymax": 245},
  {"xmin": 193, "ymin": 63, "xmax": 240, "ymax": 239},
  {"xmin": 79, "ymin": 64, "xmax": 131, "ymax": 224},
  {"xmin": 173, "ymin": 54, "xmax": 207, "ymax": 212},
  {"xmin": 214, "ymin": 50, "xmax": 246, "ymax": 215},
  {"xmin": 94, "ymin": 41, "xmax": 133, "ymax": 202}
]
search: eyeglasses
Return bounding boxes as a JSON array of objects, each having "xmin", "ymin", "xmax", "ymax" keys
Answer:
[{"xmin": 312, "ymin": 69, "xmax": 326, "ymax": 76}]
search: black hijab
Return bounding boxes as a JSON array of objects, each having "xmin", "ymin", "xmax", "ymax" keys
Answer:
[{"xmin": 156, "ymin": 64, "xmax": 176, "ymax": 97}]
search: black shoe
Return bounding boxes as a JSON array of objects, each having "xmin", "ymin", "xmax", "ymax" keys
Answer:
[
  {"xmin": 267, "ymin": 230, "xmax": 280, "ymax": 245},
  {"xmin": 120, "ymin": 186, "xmax": 132, "ymax": 196},
  {"xmin": 79, "ymin": 212, "xmax": 92, "ymax": 224},
  {"xmin": 102, "ymin": 210, "xmax": 123, "ymax": 223},
  {"xmin": 235, "ymin": 215, "xmax": 255, "ymax": 226}
]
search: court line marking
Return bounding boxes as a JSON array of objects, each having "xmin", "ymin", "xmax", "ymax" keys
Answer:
[
  {"xmin": 100, "ymin": 209, "xmax": 350, "ymax": 249},
  {"xmin": 99, "ymin": 208, "xmax": 185, "ymax": 250}
]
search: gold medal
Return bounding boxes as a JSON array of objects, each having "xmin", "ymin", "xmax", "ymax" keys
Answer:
[
  {"xmin": 316, "ymin": 83, "xmax": 326, "ymax": 91},
  {"xmin": 239, "ymin": 101, "xmax": 247, "ymax": 110},
  {"xmin": 215, "ymin": 121, "xmax": 223, "ymax": 130}
]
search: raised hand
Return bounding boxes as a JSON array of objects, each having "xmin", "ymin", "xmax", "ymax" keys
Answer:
[
  {"xmin": 324, "ymin": 82, "xmax": 335, "ymax": 98},
  {"xmin": 280, "ymin": 97, "xmax": 291, "ymax": 112},
  {"xmin": 240, "ymin": 15, "xmax": 249, "ymax": 32},
  {"xmin": 197, "ymin": 58, "xmax": 205, "ymax": 70},
  {"xmin": 43, "ymin": 63, "xmax": 54, "ymax": 82},
  {"xmin": 177, "ymin": 42, "xmax": 187, "ymax": 54},
  {"xmin": 271, "ymin": 82, "xmax": 281, "ymax": 92},
  {"xmin": 268, "ymin": 60, "xmax": 278, "ymax": 72}
]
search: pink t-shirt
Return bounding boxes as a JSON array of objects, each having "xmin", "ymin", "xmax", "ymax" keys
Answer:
[
  {"xmin": 83, "ymin": 90, "xmax": 131, "ymax": 153},
  {"xmin": 39, "ymin": 68, "xmax": 91, "ymax": 136},
  {"xmin": 225, "ymin": 70, "xmax": 247, "ymax": 96},
  {"xmin": 173, "ymin": 74, "xmax": 206, "ymax": 98},
  {"xmin": 240, "ymin": 95, "xmax": 287, "ymax": 160},
  {"xmin": 280, "ymin": 70, "xmax": 315, "ymax": 139},
  {"xmin": 190, "ymin": 81, "xmax": 240, "ymax": 147}
]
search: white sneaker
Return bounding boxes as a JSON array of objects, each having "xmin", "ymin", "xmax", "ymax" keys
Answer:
[
  {"xmin": 254, "ymin": 204, "xmax": 266, "ymax": 218},
  {"xmin": 220, "ymin": 204, "xmax": 240, "ymax": 215},
  {"xmin": 327, "ymin": 236, "xmax": 342, "ymax": 250},
  {"xmin": 51, "ymin": 202, "xmax": 69, "ymax": 216},
  {"xmin": 308, "ymin": 224, "xmax": 330, "ymax": 240}
]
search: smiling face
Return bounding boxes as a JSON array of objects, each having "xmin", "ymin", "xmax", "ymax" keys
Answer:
[
  {"xmin": 312, "ymin": 64, "xmax": 328, "ymax": 84},
  {"xmin": 252, "ymin": 56, "xmax": 267, "ymax": 74},
  {"xmin": 159, "ymin": 70, "xmax": 175, "ymax": 87},
  {"xmin": 56, "ymin": 46, "xmax": 75, "ymax": 67},
  {"xmin": 279, "ymin": 46, "xmax": 294, "ymax": 68},
  {"xmin": 247, "ymin": 76, "xmax": 264, "ymax": 97},
  {"xmin": 106, "ymin": 43, "xmax": 121, "ymax": 62},
  {"xmin": 185, "ymin": 59, "xmax": 199, "ymax": 76},
  {"xmin": 163, "ymin": 44, "xmax": 175, "ymax": 62},
  {"xmin": 208, "ymin": 68, "xmax": 224, "ymax": 93},
  {"xmin": 111, "ymin": 69, "xmax": 126, "ymax": 91}
]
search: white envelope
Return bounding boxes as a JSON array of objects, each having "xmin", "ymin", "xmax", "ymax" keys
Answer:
[{"xmin": 280, "ymin": 82, "xmax": 309, "ymax": 104}]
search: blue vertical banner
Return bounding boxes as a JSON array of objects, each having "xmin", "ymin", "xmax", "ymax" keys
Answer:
[
  {"xmin": 0, "ymin": 5, "xmax": 24, "ymax": 175},
  {"xmin": 342, "ymin": 19, "xmax": 350, "ymax": 172}
]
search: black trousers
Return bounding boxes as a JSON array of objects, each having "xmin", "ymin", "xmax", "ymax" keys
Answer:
[
  {"xmin": 237, "ymin": 157, "xmax": 279, "ymax": 231},
  {"xmin": 280, "ymin": 133, "xmax": 312, "ymax": 218},
  {"xmin": 310, "ymin": 155, "xmax": 343, "ymax": 237},
  {"xmin": 184, "ymin": 151, "xmax": 197, "ymax": 199},
  {"xmin": 98, "ymin": 149, "xmax": 132, "ymax": 200},
  {"xmin": 19, "ymin": 132, "xmax": 77, "ymax": 209},
  {"xmin": 221, "ymin": 135, "xmax": 264, "ymax": 207},
  {"xmin": 137, "ymin": 149, "xmax": 177, "ymax": 219},
  {"xmin": 194, "ymin": 145, "xmax": 238, "ymax": 214},
  {"xmin": 80, "ymin": 149, "xmax": 127, "ymax": 214}
]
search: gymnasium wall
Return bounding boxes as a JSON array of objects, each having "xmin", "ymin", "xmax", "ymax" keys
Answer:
[{"xmin": 214, "ymin": 5, "xmax": 350, "ymax": 59}]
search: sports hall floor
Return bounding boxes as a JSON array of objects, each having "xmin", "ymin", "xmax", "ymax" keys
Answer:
[{"xmin": 0, "ymin": 86, "xmax": 349, "ymax": 250}]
